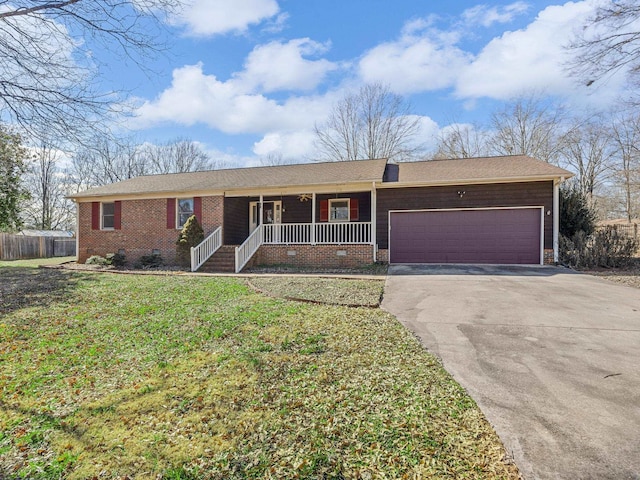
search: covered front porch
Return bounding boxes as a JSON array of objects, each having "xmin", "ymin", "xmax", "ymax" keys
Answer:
[{"xmin": 191, "ymin": 189, "xmax": 377, "ymax": 272}]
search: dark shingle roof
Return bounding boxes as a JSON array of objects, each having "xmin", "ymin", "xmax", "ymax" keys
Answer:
[
  {"xmin": 394, "ymin": 155, "xmax": 572, "ymax": 184},
  {"xmin": 70, "ymin": 158, "xmax": 389, "ymax": 199}
]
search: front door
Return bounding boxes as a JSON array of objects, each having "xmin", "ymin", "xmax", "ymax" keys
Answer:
[{"xmin": 249, "ymin": 201, "xmax": 282, "ymax": 233}]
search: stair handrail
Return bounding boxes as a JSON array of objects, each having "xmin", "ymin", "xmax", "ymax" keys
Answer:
[
  {"xmin": 190, "ymin": 226, "xmax": 222, "ymax": 272},
  {"xmin": 235, "ymin": 225, "xmax": 263, "ymax": 273}
]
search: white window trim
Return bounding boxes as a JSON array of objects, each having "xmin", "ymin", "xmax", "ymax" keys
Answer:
[
  {"xmin": 101, "ymin": 202, "xmax": 115, "ymax": 230},
  {"xmin": 176, "ymin": 198, "xmax": 194, "ymax": 229},
  {"xmin": 329, "ymin": 198, "xmax": 350, "ymax": 223}
]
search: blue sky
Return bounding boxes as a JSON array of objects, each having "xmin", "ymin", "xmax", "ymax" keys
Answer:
[{"xmin": 101, "ymin": 0, "xmax": 628, "ymax": 167}]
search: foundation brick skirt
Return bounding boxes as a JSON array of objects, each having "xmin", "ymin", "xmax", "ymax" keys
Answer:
[{"xmin": 254, "ymin": 244, "xmax": 374, "ymax": 269}]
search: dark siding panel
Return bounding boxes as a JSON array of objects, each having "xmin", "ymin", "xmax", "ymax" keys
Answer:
[
  {"xmin": 281, "ymin": 196, "xmax": 312, "ymax": 223},
  {"xmin": 377, "ymin": 181, "xmax": 554, "ymax": 249},
  {"xmin": 224, "ymin": 197, "xmax": 249, "ymax": 244}
]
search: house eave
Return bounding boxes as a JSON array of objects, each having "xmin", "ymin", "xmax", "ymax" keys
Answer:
[
  {"xmin": 68, "ymin": 181, "xmax": 377, "ymax": 203},
  {"xmin": 375, "ymin": 174, "xmax": 571, "ymax": 189}
]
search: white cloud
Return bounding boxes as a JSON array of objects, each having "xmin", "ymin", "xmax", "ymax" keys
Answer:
[
  {"xmin": 174, "ymin": 0, "xmax": 280, "ymax": 36},
  {"xmin": 416, "ymin": 115, "xmax": 440, "ymax": 138},
  {"xmin": 358, "ymin": 18, "xmax": 472, "ymax": 94},
  {"xmin": 455, "ymin": 1, "xmax": 600, "ymax": 100},
  {"xmin": 253, "ymin": 130, "xmax": 318, "ymax": 160},
  {"xmin": 134, "ymin": 63, "xmax": 334, "ymax": 134},
  {"xmin": 462, "ymin": 2, "xmax": 529, "ymax": 28},
  {"xmin": 236, "ymin": 39, "xmax": 338, "ymax": 92}
]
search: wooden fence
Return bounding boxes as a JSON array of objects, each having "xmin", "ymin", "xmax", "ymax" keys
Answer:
[{"xmin": 0, "ymin": 233, "xmax": 76, "ymax": 260}]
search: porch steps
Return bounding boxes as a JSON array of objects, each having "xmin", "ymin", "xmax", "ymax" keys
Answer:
[{"xmin": 198, "ymin": 245, "xmax": 237, "ymax": 273}]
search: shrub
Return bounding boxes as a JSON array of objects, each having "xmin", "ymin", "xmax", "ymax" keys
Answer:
[
  {"xmin": 560, "ymin": 226, "xmax": 638, "ymax": 269},
  {"xmin": 106, "ymin": 252, "xmax": 126, "ymax": 267},
  {"xmin": 176, "ymin": 215, "xmax": 204, "ymax": 267},
  {"xmin": 85, "ymin": 255, "xmax": 110, "ymax": 266},
  {"xmin": 135, "ymin": 254, "xmax": 164, "ymax": 269},
  {"xmin": 560, "ymin": 185, "xmax": 596, "ymax": 238}
]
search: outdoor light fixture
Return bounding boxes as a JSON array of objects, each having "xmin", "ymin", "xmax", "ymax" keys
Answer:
[{"xmin": 457, "ymin": 190, "xmax": 465, "ymax": 198}]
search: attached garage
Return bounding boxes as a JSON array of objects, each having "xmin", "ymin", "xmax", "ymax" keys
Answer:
[{"xmin": 389, "ymin": 207, "xmax": 543, "ymax": 265}]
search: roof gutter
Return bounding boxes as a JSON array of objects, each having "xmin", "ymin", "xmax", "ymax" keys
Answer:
[{"xmin": 375, "ymin": 174, "xmax": 573, "ymax": 189}]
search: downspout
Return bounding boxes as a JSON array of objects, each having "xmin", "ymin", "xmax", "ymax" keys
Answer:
[
  {"xmin": 371, "ymin": 182, "xmax": 377, "ymax": 262},
  {"xmin": 553, "ymin": 178, "xmax": 562, "ymax": 264}
]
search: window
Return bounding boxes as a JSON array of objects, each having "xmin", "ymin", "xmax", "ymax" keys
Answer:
[
  {"xmin": 102, "ymin": 202, "xmax": 115, "ymax": 229},
  {"xmin": 329, "ymin": 199, "xmax": 350, "ymax": 222},
  {"xmin": 177, "ymin": 198, "xmax": 194, "ymax": 228}
]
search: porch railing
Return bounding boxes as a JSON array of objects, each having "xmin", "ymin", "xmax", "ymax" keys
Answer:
[
  {"xmin": 234, "ymin": 222, "xmax": 373, "ymax": 273},
  {"xmin": 190, "ymin": 226, "xmax": 222, "ymax": 272},
  {"xmin": 263, "ymin": 222, "xmax": 372, "ymax": 245},
  {"xmin": 235, "ymin": 225, "xmax": 263, "ymax": 273}
]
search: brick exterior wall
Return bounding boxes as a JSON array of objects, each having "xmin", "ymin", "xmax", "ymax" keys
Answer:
[
  {"xmin": 254, "ymin": 244, "xmax": 374, "ymax": 269},
  {"xmin": 77, "ymin": 196, "xmax": 223, "ymax": 265},
  {"xmin": 543, "ymin": 248, "xmax": 555, "ymax": 265},
  {"xmin": 377, "ymin": 248, "xmax": 389, "ymax": 263}
]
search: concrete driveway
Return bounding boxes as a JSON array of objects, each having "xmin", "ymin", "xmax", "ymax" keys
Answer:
[{"xmin": 382, "ymin": 265, "xmax": 640, "ymax": 480}]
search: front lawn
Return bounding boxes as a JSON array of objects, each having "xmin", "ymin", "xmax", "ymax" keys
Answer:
[
  {"xmin": 248, "ymin": 277, "xmax": 385, "ymax": 307},
  {"xmin": 0, "ymin": 256, "xmax": 75, "ymax": 268},
  {"xmin": 0, "ymin": 266, "xmax": 519, "ymax": 479}
]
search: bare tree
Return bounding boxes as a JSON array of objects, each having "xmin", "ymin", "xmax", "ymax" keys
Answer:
[
  {"xmin": 143, "ymin": 137, "xmax": 215, "ymax": 174},
  {"xmin": 0, "ymin": 0, "xmax": 180, "ymax": 140},
  {"xmin": 433, "ymin": 122, "xmax": 490, "ymax": 159},
  {"xmin": 568, "ymin": 1, "xmax": 640, "ymax": 89},
  {"xmin": 561, "ymin": 119, "xmax": 614, "ymax": 199},
  {"xmin": 490, "ymin": 94, "xmax": 569, "ymax": 164},
  {"xmin": 610, "ymin": 114, "xmax": 640, "ymax": 221},
  {"xmin": 258, "ymin": 152, "xmax": 296, "ymax": 166},
  {"xmin": 69, "ymin": 136, "xmax": 220, "ymax": 189},
  {"xmin": 70, "ymin": 136, "xmax": 147, "ymax": 189},
  {"xmin": 23, "ymin": 143, "xmax": 74, "ymax": 230},
  {"xmin": 314, "ymin": 83, "xmax": 423, "ymax": 161}
]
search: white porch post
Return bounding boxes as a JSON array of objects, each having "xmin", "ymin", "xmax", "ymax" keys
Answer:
[
  {"xmin": 553, "ymin": 178, "xmax": 560, "ymax": 263},
  {"xmin": 371, "ymin": 183, "xmax": 377, "ymax": 262},
  {"xmin": 311, "ymin": 192, "xmax": 316, "ymax": 245}
]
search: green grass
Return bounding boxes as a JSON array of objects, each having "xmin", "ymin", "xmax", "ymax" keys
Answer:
[
  {"xmin": 0, "ymin": 265, "xmax": 519, "ymax": 479},
  {"xmin": 248, "ymin": 277, "xmax": 385, "ymax": 307},
  {"xmin": 0, "ymin": 256, "xmax": 75, "ymax": 268}
]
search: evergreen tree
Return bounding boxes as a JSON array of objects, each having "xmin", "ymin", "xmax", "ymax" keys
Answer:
[
  {"xmin": 176, "ymin": 215, "xmax": 204, "ymax": 266},
  {"xmin": 0, "ymin": 126, "xmax": 29, "ymax": 231},
  {"xmin": 560, "ymin": 185, "xmax": 597, "ymax": 239}
]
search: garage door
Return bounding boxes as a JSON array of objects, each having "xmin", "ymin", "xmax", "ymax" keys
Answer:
[{"xmin": 389, "ymin": 208, "xmax": 542, "ymax": 264}]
